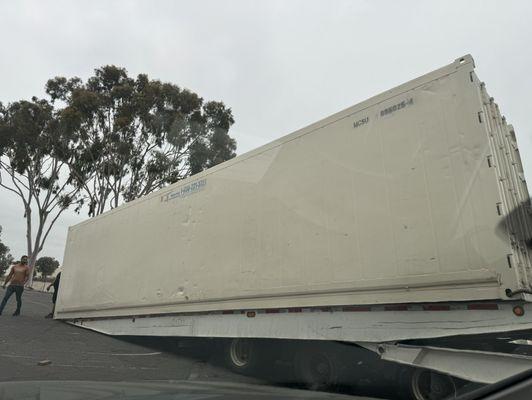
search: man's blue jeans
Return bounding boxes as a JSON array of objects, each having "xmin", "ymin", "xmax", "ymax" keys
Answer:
[{"xmin": 0, "ymin": 285, "xmax": 24, "ymax": 315}]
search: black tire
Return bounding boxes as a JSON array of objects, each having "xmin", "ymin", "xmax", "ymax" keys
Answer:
[
  {"xmin": 223, "ymin": 338, "xmax": 265, "ymax": 375},
  {"xmin": 401, "ymin": 367, "xmax": 458, "ymax": 400},
  {"xmin": 294, "ymin": 344, "xmax": 341, "ymax": 391}
]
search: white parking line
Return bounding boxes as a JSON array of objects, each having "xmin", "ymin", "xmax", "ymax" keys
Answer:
[{"xmin": 86, "ymin": 351, "xmax": 162, "ymax": 356}]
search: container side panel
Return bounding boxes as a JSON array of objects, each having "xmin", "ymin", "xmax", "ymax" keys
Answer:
[{"xmin": 56, "ymin": 56, "xmax": 531, "ymax": 319}]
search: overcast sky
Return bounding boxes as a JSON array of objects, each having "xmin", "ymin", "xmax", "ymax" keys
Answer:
[{"xmin": 0, "ymin": 0, "xmax": 531, "ymax": 262}]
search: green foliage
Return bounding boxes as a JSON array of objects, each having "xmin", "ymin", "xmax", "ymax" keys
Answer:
[
  {"xmin": 0, "ymin": 97, "xmax": 82, "ymax": 202},
  {"xmin": 48, "ymin": 65, "xmax": 237, "ymax": 216},
  {"xmin": 35, "ymin": 256, "xmax": 60, "ymax": 278},
  {"xmin": 0, "ymin": 226, "xmax": 13, "ymax": 277}
]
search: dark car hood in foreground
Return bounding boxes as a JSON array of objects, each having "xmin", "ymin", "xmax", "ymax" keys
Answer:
[{"xmin": 0, "ymin": 380, "xmax": 375, "ymax": 400}]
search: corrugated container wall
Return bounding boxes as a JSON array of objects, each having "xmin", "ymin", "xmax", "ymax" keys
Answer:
[{"xmin": 56, "ymin": 55, "xmax": 532, "ymax": 319}]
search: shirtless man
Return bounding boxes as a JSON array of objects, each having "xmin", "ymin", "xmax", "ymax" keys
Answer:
[{"xmin": 0, "ymin": 255, "xmax": 30, "ymax": 316}]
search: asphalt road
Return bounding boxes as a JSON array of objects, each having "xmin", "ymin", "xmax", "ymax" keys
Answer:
[
  {"xmin": 0, "ymin": 288, "xmax": 262, "ymax": 384},
  {"xmin": 0, "ymin": 289, "xmax": 405, "ymax": 400}
]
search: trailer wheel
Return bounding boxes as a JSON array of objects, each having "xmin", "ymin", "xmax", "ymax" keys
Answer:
[
  {"xmin": 224, "ymin": 338, "xmax": 263, "ymax": 374},
  {"xmin": 406, "ymin": 368, "xmax": 457, "ymax": 400},
  {"xmin": 294, "ymin": 346, "xmax": 339, "ymax": 390}
]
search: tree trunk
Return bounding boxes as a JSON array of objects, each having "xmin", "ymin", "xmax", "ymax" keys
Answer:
[
  {"xmin": 25, "ymin": 205, "xmax": 35, "ymax": 287},
  {"xmin": 26, "ymin": 211, "xmax": 47, "ymax": 287},
  {"xmin": 26, "ymin": 252, "xmax": 38, "ymax": 287}
]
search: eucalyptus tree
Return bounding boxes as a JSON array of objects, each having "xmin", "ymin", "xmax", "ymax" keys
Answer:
[{"xmin": 47, "ymin": 66, "xmax": 236, "ymax": 216}]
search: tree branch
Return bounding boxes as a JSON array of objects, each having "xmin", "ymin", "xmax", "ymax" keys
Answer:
[
  {"xmin": 0, "ymin": 172, "xmax": 24, "ymax": 199},
  {"xmin": 38, "ymin": 206, "xmax": 68, "ymax": 252}
]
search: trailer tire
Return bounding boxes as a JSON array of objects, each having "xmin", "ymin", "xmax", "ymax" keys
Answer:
[
  {"xmin": 401, "ymin": 368, "xmax": 457, "ymax": 400},
  {"xmin": 294, "ymin": 345, "xmax": 340, "ymax": 391},
  {"xmin": 223, "ymin": 338, "xmax": 266, "ymax": 375}
]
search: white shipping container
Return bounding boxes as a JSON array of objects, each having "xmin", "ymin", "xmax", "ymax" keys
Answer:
[{"xmin": 55, "ymin": 55, "xmax": 532, "ymax": 320}]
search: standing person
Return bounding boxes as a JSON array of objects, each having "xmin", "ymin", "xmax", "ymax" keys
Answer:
[
  {"xmin": 45, "ymin": 271, "xmax": 61, "ymax": 318},
  {"xmin": 0, "ymin": 255, "xmax": 30, "ymax": 316}
]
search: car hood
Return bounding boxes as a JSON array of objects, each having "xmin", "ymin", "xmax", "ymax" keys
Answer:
[{"xmin": 0, "ymin": 380, "xmax": 376, "ymax": 400}]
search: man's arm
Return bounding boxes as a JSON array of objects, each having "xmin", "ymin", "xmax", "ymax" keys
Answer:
[
  {"xmin": 46, "ymin": 275, "xmax": 56, "ymax": 291},
  {"xmin": 2, "ymin": 268, "xmax": 14, "ymax": 288}
]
